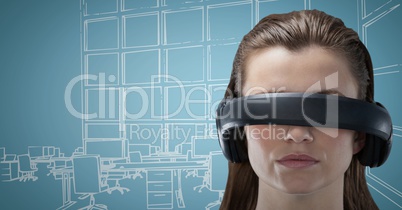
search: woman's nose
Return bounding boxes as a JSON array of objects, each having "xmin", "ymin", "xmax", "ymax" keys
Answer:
[{"xmin": 285, "ymin": 126, "xmax": 314, "ymax": 143}]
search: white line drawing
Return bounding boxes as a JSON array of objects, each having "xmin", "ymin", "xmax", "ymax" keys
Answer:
[
  {"xmin": 0, "ymin": 147, "xmax": 5, "ymax": 162},
  {"xmin": 191, "ymin": 136, "xmax": 221, "ymax": 159},
  {"xmin": 165, "ymin": 45, "xmax": 205, "ymax": 83},
  {"xmin": 102, "ymin": 127, "xmax": 211, "ymax": 209},
  {"xmin": 125, "ymin": 123, "xmax": 164, "ymax": 146},
  {"xmin": 374, "ymin": 71, "xmax": 401, "ymax": 76},
  {"xmin": 162, "ymin": 7, "xmax": 204, "ymax": 45},
  {"xmin": 84, "ymin": 17, "xmax": 119, "ymax": 51},
  {"xmin": 368, "ymin": 182, "xmax": 402, "ymax": 208},
  {"xmin": 50, "ymin": 158, "xmax": 76, "ymax": 210},
  {"xmin": 85, "ymin": 123, "xmax": 123, "ymax": 139},
  {"xmin": 83, "ymin": 0, "xmax": 119, "ymax": 17},
  {"xmin": 367, "ymin": 165, "xmax": 402, "ymax": 208},
  {"xmin": 85, "ymin": 139, "xmax": 132, "ymax": 196},
  {"xmin": 207, "ymin": 43, "xmax": 238, "ymax": 81},
  {"xmin": 205, "ymin": 151, "xmax": 227, "ymax": 210},
  {"xmin": 368, "ymin": 167, "xmax": 402, "ymax": 200},
  {"xmin": 0, "ymin": 142, "xmax": 206, "ymax": 209},
  {"xmin": 256, "ymin": 0, "xmax": 307, "ymax": 21},
  {"xmin": 123, "ymin": 86, "xmax": 163, "ymax": 120},
  {"xmin": 207, "ymin": 2, "xmax": 253, "ymax": 41},
  {"xmin": 374, "ymin": 64, "xmax": 402, "ymax": 76},
  {"xmin": 84, "ymin": 139, "xmax": 128, "ymax": 160},
  {"xmin": 85, "ymin": 87, "xmax": 120, "ymax": 121},
  {"xmin": 164, "ymin": 84, "xmax": 208, "ymax": 120},
  {"xmin": 394, "ymin": 125, "xmax": 402, "ymax": 138},
  {"xmin": 161, "ymin": 0, "xmax": 203, "ymax": 7},
  {"xmin": 122, "ymin": 50, "xmax": 161, "ymax": 85},
  {"xmin": 374, "ymin": 64, "xmax": 402, "ymax": 71},
  {"xmin": 361, "ymin": 2, "xmax": 400, "ymax": 46},
  {"xmin": 361, "ymin": 1, "xmax": 402, "ymax": 206},
  {"xmin": 146, "ymin": 170, "xmax": 174, "ymax": 209},
  {"xmin": 17, "ymin": 155, "xmax": 38, "ymax": 182},
  {"xmin": 362, "ymin": 0, "xmax": 396, "ymax": 19},
  {"xmin": 0, "ymin": 153, "xmax": 18, "ymax": 182},
  {"xmin": 122, "ymin": 0, "xmax": 159, "ymax": 12},
  {"xmin": 164, "ymin": 123, "xmax": 208, "ymax": 154},
  {"xmin": 122, "ymin": 12, "xmax": 160, "ymax": 49},
  {"xmin": 73, "ymin": 155, "xmax": 109, "ymax": 210},
  {"xmin": 85, "ymin": 53, "xmax": 120, "ymax": 86}
]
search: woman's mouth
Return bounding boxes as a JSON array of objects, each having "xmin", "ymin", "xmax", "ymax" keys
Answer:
[{"xmin": 277, "ymin": 154, "xmax": 319, "ymax": 169}]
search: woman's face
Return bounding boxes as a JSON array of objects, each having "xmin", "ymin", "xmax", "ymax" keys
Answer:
[{"xmin": 243, "ymin": 46, "xmax": 364, "ymax": 195}]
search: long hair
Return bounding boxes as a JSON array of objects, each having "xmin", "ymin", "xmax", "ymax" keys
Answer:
[{"xmin": 220, "ymin": 10, "xmax": 378, "ymax": 210}]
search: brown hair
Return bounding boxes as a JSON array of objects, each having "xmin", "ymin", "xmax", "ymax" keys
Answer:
[{"xmin": 220, "ymin": 10, "xmax": 378, "ymax": 210}]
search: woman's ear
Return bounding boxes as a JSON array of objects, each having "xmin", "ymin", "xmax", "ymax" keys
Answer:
[{"xmin": 353, "ymin": 132, "xmax": 366, "ymax": 154}]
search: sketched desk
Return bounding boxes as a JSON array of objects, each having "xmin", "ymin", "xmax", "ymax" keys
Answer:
[
  {"xmin": 0, "ymin": 160, "xmax": 19, "ymax": 181},
  {"xmin": 31, "ymin": 156, "xmax": 52, "ymax": 164},
  {"xmin": 113, "ymin": 161, "xmax": 207, "ymax": 171},
  {"xmin": 50, "ymin": 166, "xmax": 76, "ymax": 209},
  {"xmin": 112, "ymin": 161, "xmax": 208, "ymax": 209},
  {"xmin": 141, "ymin": 155, "xmax": 188, "ymax": 162}
]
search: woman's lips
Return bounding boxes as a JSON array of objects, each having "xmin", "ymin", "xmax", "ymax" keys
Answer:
[{"xmin": 277, "ymin": 154, "xmax": 319, "ymax": 169}]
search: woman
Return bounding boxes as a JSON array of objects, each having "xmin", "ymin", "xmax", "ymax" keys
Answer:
[{"xmin": 220, "ymin": 10, "xmax": 380, "ymax": 210}]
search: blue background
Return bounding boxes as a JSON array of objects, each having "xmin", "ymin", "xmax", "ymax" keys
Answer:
[{"xmin": 0, "ymin": 0, "xmax": 401, "ymax": 209}]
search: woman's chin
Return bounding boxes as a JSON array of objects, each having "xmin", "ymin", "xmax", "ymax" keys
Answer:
[{"xmin": 276, "ymin": 184, "xmax": 318, "ymax": 195}]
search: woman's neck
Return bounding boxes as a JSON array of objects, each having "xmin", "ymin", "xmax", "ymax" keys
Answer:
[{"xmin": 255, "ymin": 176, "xmax": 344, "ymax": 210}]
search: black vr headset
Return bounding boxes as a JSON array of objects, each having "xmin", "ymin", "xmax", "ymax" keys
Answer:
[{"xmin": 215, "ymin": 93, "xmax": 393, "ymax": 168}]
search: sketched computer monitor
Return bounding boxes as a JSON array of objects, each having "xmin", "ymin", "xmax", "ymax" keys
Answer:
[
  {"xmin": 192, "ymin": 136, "xmax": 221, "ymax": 158},
  {"xmin": 85, "ymin": 139, "xmax": 127, "ymax": 160},
  {"xmin": 54, "ymin": 160, "xmax": 67, "ymax": 169},
  {"xmin": 47, "ymin": 146, "xmax": 55, "ymax": 157},
  {"xmin": 4, "ymin": 154, "xmax": 16, "ymax": 162},
  {"xmin": 129, "ymin": 144, "xmax": 150, "ymax": 156},
  {"xmin": 28, "ymin": 146, "xmax": 43, "ymax": 158},
  {"xmin": 54, "ymin": 148, "xmax": 60, "ymax": 157},
  {"xmin": 43, "ymin": 147, "xmax": 49, "ymax": 156}
]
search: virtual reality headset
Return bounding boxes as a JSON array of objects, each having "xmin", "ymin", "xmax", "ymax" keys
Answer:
[{"xmin": 216, "ymin": 93, "xmax": 393, "ymax": 168}]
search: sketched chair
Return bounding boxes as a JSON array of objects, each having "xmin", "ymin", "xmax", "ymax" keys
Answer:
[
  {"xmin": 186, "ymin": 150, "xmax": 209, "ymax": 179},
  {"xmin": 73, "ymin": 155, "xmax": 108, "ymax": 210},
  {"xmin": 185, "ymin": 151, "xmax": 197, "ymax": 178},
  {"xmin": 106, "ymin": 177, "xmax": 130, "ymax": 195},
  {"xmin": 106, "ymin": 166, "xmax": 130, "ymax": 195},
  {"xmin": 187, "ymin": 150, "xmax": 210, "ymax": 192},
  {"xmin": 205, "ymin": 152, "xmax": 228, "ymax": 210},
  {"xmin": 18, "ymin": 154, "xmax": 38, "ymax": 182},
  {"xmin": 129, "ymin": 151, "xmax": 144, "ymax": 180},
  {"xmin": 193, "ymin": 170, "xmax": 210, "ymax": 193}
]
